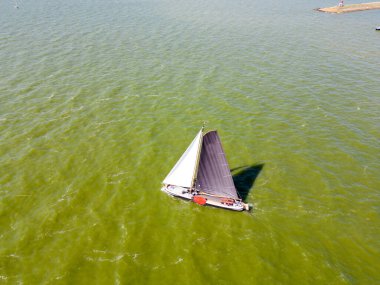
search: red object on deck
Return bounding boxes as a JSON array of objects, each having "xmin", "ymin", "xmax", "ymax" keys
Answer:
[{"xmin": 193, "ymin": 196, "xmax": 207, "ymax": 205}]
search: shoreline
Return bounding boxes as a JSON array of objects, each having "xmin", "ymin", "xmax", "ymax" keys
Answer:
[{"xmin": 317, "ymin": 1, "xmax": 380, "ymax": 13}]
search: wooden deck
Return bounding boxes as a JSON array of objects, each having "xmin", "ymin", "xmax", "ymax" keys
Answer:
[{"xmin": 317, "ymin": 2, "xmax": 380, "ymax": 13}]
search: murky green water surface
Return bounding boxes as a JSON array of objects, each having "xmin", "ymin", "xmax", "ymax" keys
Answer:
[{"xmin": 0, "ymin": 0, "xmax": 379, "ymax": 283}]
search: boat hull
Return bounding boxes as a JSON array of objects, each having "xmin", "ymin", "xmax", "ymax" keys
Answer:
[{"xmin": 162, "ymin": 185, "xmax": 248, "ymax": 211}]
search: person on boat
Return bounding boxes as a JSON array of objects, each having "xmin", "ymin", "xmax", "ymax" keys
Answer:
[{"xmin": 338, "ymin": 0, "xmax": 344, "ymax": 7}]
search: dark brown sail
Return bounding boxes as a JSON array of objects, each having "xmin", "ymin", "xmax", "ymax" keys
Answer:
[{"xmin": 196, "ymin": 131, "xmax": 239, "ymax": 199}]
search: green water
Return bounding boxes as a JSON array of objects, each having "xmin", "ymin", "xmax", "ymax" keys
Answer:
[{"xmin": 1, "ymin": 0, "xmax": 379, "ymax": 283}]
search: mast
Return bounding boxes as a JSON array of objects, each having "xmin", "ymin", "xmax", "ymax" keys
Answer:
[{"xmin": 190, "ymin": 124, "xmax": 205, "ymax": 190}]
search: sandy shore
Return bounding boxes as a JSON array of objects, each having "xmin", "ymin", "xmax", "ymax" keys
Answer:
[{"xmin": 317, "ymin": 2, "xmax": 380, "ymax": 13}]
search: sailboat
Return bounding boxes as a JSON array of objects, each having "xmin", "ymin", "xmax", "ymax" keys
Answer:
[{"xmin": 162, "ymin": 126, "xmax": 250, "ymax": 211}]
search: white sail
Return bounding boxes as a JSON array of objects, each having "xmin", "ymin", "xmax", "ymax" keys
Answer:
[{"xmin": 163, "ymin": 130, "xmax": 203, "ymax": 188}]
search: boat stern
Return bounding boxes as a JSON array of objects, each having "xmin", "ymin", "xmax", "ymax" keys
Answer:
[{"xmin": 243, "ymin": 203, "xmax": 252, "ymax": 211}]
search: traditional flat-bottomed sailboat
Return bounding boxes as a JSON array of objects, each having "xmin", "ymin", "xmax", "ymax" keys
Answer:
[{"xmin": 162, "ymin": 126, "xmax": 250, "ymax": 211}]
